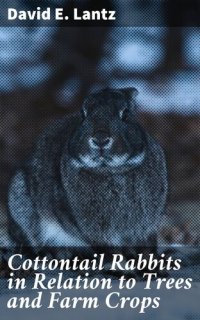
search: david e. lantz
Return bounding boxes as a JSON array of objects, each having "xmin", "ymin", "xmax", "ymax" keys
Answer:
[{"xmin": 7, "ymin": 7, "xmax": 116, "ymax": 21}]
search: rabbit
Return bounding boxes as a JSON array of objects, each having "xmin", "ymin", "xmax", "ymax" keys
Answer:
[{"xmin": 8, "ymin": 88, "xmax": 168, "ymax": 251}]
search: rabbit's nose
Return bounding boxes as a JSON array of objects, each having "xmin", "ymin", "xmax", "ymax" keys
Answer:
[{"xmin": 89, "ymin": 132, "xmax": 113, "ymax": 149}]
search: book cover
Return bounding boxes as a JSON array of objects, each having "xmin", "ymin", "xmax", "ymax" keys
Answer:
[{"xmin": 0, "ymin": 1, "xmax": 199, "ymax": 319}]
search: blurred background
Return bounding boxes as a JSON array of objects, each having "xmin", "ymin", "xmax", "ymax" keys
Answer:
[{"xmin": 0, "ymin": 0, "xmax": 199, "ymax": 246}]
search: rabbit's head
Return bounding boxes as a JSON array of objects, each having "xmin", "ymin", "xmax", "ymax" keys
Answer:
[{"xmin": 69, "ymin": 88, "xmax": 147, "ymax": 171}]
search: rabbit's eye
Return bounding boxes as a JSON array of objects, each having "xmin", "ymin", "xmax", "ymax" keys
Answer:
[{"xmin": 119, "ymin": 108, "xmax": 129, "ymax": 121}]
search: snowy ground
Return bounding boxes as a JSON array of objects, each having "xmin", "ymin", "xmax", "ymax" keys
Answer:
[{"xmin": 0, "ymin": 278, "xmax": 199, "ymax": 320}]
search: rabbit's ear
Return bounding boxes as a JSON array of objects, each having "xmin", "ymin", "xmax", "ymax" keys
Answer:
[
  {"xmin": 120, "ymin": 88, "xmax": 139, "ymax": 109},
  {"xmin": 120, "ymin": 88, "xmax": 138, "ymax": 116}
]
